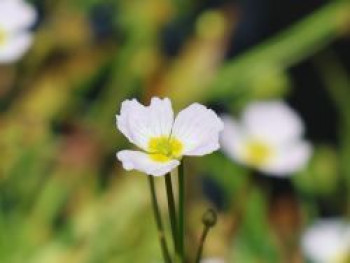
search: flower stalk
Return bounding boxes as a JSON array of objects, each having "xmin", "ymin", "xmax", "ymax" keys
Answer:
[
  {"xmin": 165, "ymin": 173, "xmax": 179, "ymax": 258},
  {"xmin": 148, "ymin": 176, "xmax": 172, "ymax": 263},
  {"xmin": 178, "ymin": 162, "xmax": 185, "ymax": 262},
  {"xmin": 195, "ymin": 209, "xmax": 217, "ymax": 263}
]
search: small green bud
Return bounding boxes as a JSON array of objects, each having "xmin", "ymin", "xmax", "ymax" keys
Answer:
[{"xmin": 202, "ymin": 208, "xmax": 217, "ymax": 228}]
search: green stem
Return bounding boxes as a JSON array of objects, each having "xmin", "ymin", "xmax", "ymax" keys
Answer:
[
  {"xmin": 195, "ymin": 226, "xmax": 210, "ymax": 263},
  {"xmin": 195, "ymin": 209, "xmax": 217, "ymax": 263},
  {"xmin": 148, "ymin": 176, "xmax": 172, "ymax": 263},
  {"xmin": 165, "ymin": 173, "xmax": 179, "ymax": 258},
  {"xmin": 178, "ymin": 162, "xmax": 185, "ymax": 262}
]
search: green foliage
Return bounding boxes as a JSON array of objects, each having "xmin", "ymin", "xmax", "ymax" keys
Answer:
[
  {"xmin": 294, "ymin": 145, "xmax": 340, "ymax": 196},
  {"xmin": 230, "ymin": 189, "xmax": 281, "ymax": 263}
]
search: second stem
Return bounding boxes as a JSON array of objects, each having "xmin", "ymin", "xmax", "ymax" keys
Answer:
[
  {"xmin": 165, "ymin": 173, "xmax": 179, "ymax": 258},
  {"xmin": 178, "ymin": 162, "xmax": 185, "ymax": 261}
]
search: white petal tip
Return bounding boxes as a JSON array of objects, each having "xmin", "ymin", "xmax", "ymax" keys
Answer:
[{"xmin": 117, "ymin": 150, "xmax": 179, "ymax": 176}]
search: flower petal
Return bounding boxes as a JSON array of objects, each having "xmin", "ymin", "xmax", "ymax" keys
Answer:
[
  {"xmin": 172, "ymin": 103, "xmax": 224, "ymax": 156},
  {"xmin": 0, "ymin": 0, "xmax": 37, "ymax": 31},
  {"xmin": 261, "ymin": 141, "xmax": 312, "ymax": 176},
  {"xmin": 0, "ymin": 32, "xmax": 33, "ymax": 63},
  {"xmin": 302, "ymin": 219, "xmax": 350, "ymax": 263},
  {"xmin": 116, "ymin": 97, "xmax": 174, "ymax": 150},
  {"xmin": 220, "ymin": 115, "xmax": 247, "ymax": 164},
  {"xmin": 201, "ymin": 259, "xmax": 225, "ymax": 263},
  {"xmin": 242, "ymin": 101, "xmax": 304, "ymax": 144},
  {"xmin": 117, "ymin": 150, "xmax": 179, "ymax": 176}
]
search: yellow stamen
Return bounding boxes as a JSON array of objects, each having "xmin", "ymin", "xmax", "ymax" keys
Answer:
[
  {"xmin": 148, "ymin": 136, "xmax": 183, "ymax": 163},
  {"xmin": 333, "ymin": 252, "xmax": 350, "ymax": 263},
  {"xmin": 243, "ymin": 140, "xmax": 273, "ymax": 167}
]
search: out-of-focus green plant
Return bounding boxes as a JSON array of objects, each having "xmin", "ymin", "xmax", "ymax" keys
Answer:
[
  {"xmin": 229, "ymin": 189, "xmax": 281, "ymax": 263},
  {"xmin": 210, "ymin": 2, "xmax": 349, "ymax": 101},
  {"xmin": 294, "ymin": 146, "xmax": 339, "ymax": 196}
]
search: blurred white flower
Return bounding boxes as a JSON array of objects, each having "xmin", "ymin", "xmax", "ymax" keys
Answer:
[
  {"xmin": 116, "ymin": 97, "xmax": 224, "ymax": 176},
  {"xmin": 220, "ymin": 101, "xmax": 312, "ymax": 176},
  {"xmin": 301, "ymin": 219, "xmax": 350, "ymax": 263},
  {"xmin": 201, "ymin": 258, "xmax": 225, "ymax": 263},
  {"xmin": 0, "ymin": 0, "xmax": 37, "ymax": 63}
]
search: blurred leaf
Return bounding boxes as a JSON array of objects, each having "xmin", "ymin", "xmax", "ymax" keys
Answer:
[
  {"xmin": 293, "ymin": 145, "xmax": 339, "ymax": 196},
  {"xmin": 201, "ymin": 153, "xmax": 249, "ymax": 209},
  {"xmin": 209, "ymin": 2, "xmax": 349, "ymax": 102},
  {"xmin": 230, "ymin": 188, "xmax": 281, "ymax": 263}
]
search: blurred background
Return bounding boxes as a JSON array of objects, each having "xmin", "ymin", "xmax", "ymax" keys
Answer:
[{"xmin": 0, "ymin": 0, "xmax": 349, "ymax": 262}]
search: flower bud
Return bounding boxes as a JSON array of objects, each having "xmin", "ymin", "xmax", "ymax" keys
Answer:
[{"xmin": 202, "ymin": 208, "xmax": 217, "ymax": 228}]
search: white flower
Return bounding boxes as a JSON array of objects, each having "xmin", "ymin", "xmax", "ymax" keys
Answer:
[
  {"xmin": 220, "ymin": 101, "xmax": 312, "ymax": 176},
  {"xmin": 0, "ymin": 0, "xmax": 37, "ymax": 63},
  {"xmin": 201, "ymin": 258, "xmax": 225, "ymax": 263},
  {"xmin": 116, "ymin": 97, "xmax": 224, "ymax": 176},
  {"xmin": 301, "ymin": 219, "xmax": 350, "ymax": 263}
]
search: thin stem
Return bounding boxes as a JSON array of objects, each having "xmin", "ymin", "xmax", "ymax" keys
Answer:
[
  {"xmin": 195, "ymin": 209, "xmax": 217, "ymax": 263},
  {"xmin": 195, "ymin": 226, "xmax": 210, "ymax": 263},
  {"xmin": 178, "ymin": 162, "xmax": 185, "ymax": 262},
  {"xmin": 148, "ymin": 176, "xmax": 172, "ymax": 263},
  {"xmin": 165, "ymin": 173, "xmax": 179, "ymax": 257}
]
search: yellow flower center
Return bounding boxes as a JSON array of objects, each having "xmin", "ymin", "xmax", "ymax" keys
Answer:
[
  {"xmin": 0, "ymin": 28, "xmax": 7, "ymax": 47},
  {"xmin": 148, "ymin": 136, "xmax": 183, "ymax": 163},
  {"xmin": 333, "ymin": 252, "xmax": 350, "ymax": 263},
  {"xmin": 243, "ymin": 140, "xmax": 273, "ymax": 167}
]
